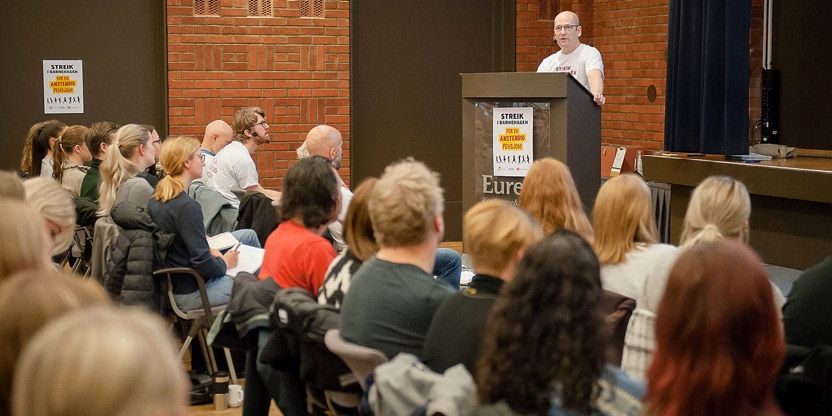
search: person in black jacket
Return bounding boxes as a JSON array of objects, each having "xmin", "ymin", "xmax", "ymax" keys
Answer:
[
  {"xmin": 423, "ymin": 200, "xmax": 542, "ymax": 374},
  {"xmin": 148, "ymin": 136, "xmax": 260, "ymax": 310}
]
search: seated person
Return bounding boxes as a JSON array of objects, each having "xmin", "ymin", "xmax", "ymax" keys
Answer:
[
  {"xmin": 50, "ymin": 125, "xmax": 92, "ymax": 198},
  {"xmin": 783, "ymin": 255, "xmax": 832, "ymax": 348},
  {"xmin": 259, "ymin": 155, "xmax": 340, "ymax": 296},
  {"xmin": 80, "ymin": 121, "xmax": 119, "ymax": 202},
  {"xmin": 203, "ymin": 106, "xmax": 281, "ymax": 208},
  {"xmin": 519, "ymin": 157, "xmax": 593, "ymax": 241},
  {"xmin": 339, "ymin": 159, "xmax": 455, "ymax": 360},
  {"xmin": 148, "ymin": 136, "xmax": 260, "ymax": 309},
  {"xmin": 24, "ymin": 177, "xmax": 77, "ymax": 258},
  {"xmin": 423, "ymin": 199, "xmax": 542, "ymax": 374},
  {"xmin": 12, "ymin": 306, "xmax": 188, "ymax": 416},
  {"xmin": 477, "ymin": 230, "xmax": 643, "ymax": 415},
  {"xmin": 647, "ymin": 240, "xmax": 784, "ymax": 416},
  {"xmin": 18, "ymin": 120, "xmax": 66, "ymax": 179},
  {"xmin": 593, "ymin": 174, "xmax": 678, "ymax": 313}
]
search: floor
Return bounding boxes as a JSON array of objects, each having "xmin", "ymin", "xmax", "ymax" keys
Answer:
[{"xmin": 189, "ymin": 398, "xmax": 282, "ymax": 415}]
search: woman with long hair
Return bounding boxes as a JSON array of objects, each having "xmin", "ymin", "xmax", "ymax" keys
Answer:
[
  {"xmin": 51, "ymin": 124, "xmax": 92, "ymax": 197},
  {"xmin": 477, "ymin": 230, "xmax": 643, "ymax": 415},
  {"xmin": 18, "ymin": 120, "xmax": 67, "ymax": 178},
  {"xmin": 148, "ymin": 136, "xmax": 259, "ymax": 310},
  {"xmin": 519, "ymin": 157, "xmax": 593, "ymax": 241},
  {"xmin": 592, "ymin": 174, "xmax": 677, "ymax": 313},
  {"xmin": 646, "ymin": 240, "xmax": 784, "ymax": 416},
  {"xmin": 24, "ymin": 177, "xmax": 76, "ymax": 257},
  {"xmin": 0, "ymin": 199, "xmax": 50, "ymax": 279},
  {"xmin": 317, "ymin": 177, "xmax": 378, "ymax": 309},
  {"xmin": 97, "ymin": 124, "xmax": 159, "ymax": 216}
]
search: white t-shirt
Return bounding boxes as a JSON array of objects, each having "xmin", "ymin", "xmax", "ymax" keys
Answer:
[
  {"xmin": 601, "ymin": 243, "xmax": 679, "ymax": 313},
  {"xmin": 328, "ymin": 184, "xmax": 352, "ymax": 252},
  {"xmin": 537, "ymin": 43, "xmax": 604, "ymax": 91},
  {"xmin": 203, "ymin": 140, "xmax": 259, "ymax": 208}
]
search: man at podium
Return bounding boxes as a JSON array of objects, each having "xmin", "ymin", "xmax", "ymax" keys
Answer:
[{"xmin": 537, "ymin": 11, "xmax": 606, "ymax": 106}]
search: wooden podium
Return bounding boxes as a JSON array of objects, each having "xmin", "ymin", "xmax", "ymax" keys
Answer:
[{"xmin": 461, "ymin": 72, "xmax": 601, "ymax": 218}]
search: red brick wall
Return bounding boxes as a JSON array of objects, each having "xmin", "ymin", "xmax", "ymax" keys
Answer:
[
  {"xmin": 517, "ymin": 0, "xmax": 762, "ymax": 150},
  {"xmin": 166, "ymin": 0, "xmax": 351, "ymax": 189}
]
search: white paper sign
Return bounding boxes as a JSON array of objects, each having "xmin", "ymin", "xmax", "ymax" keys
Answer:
[
  {"xmin": 43, "ymin": 60, "xmax": 84, "ymax": 114},
  {"xmin": 493, "ymin": 107, "xmax": 533, "ymax": 177}
]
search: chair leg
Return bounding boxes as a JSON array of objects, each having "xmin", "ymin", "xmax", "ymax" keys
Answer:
[
  {"xmin": 197, "ymin": 330, "xmax": 216, "ymax": 374},
  {"xmin": 178, "ymin": 335, "xmax": 194, "ymax": 362},
  {"xmin": 223, "ymin": 347, "xmax": 238, "ymax": 385}
]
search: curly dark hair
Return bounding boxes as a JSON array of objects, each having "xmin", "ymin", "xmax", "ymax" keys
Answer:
[
  {"xmin": 279, "ymin": 156, "xmax": 340, "ymax": 229},
  {"xmin": 476, "ymin": 229, "xmax": 607, "ymax": 416}
]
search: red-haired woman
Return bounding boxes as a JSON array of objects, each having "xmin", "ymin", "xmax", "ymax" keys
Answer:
[{"xmin": 646, "ymin": 240, "xmax": 784, "ymax": 416}]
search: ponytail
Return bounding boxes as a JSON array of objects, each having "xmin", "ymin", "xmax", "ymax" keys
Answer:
[
  {"xmin": 680, "ymin": 224, "xmax": 724, "ymax": 249},
  {"xmin": 19, "ymin": 120, "xmax": 66, "ymax": 178},
  {"xmin": 97, "ymin": 124, "xmax": 151, "ymax": 216},
  {"xmin": 51, "ymin": 125, "xmax": 90, "ymax": 183},
  {"xmin": 154, "ymin": 136, "xmax": 200, "ymax": 203}
]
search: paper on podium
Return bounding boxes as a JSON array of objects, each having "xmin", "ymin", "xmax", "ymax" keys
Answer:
[
  {"xmin": 226, "ymin": 244, "xmax": 265, "ymax": 277},
  {"xmin": 207, "ymin": 232, "xmax": 239, "ymax": 250}
]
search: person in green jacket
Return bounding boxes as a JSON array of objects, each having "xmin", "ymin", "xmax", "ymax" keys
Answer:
[{"xmin": 80, "ymin": 121, "xmax": 119, "ymax": 203}]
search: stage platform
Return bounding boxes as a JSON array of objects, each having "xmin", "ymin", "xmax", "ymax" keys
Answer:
[{"xmin": 642, "ymin": 154, "xmax": 832, "ymax": 270}]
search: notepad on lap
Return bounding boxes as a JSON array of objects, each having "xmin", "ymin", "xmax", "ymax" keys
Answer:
[
  {"xmin": 207, "ymin": 232, "xmax": 239, "ymax": 250},
  {"xmin": 226, "ymin": 244, "xmax": 265, "ymax": 277}
]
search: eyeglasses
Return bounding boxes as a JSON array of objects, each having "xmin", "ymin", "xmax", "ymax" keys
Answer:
[
  {"xmin": 252, "ymin": 121, "xmax": 268, "ymax": 129},
  {"xmin": 553, "ymin": 24, "xmax": 578, "ymax": 34}
]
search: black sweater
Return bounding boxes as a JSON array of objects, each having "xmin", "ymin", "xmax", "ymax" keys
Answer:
[{"xmin": 148, "ymin": 192, "xmax": 226, "ymax": 294}]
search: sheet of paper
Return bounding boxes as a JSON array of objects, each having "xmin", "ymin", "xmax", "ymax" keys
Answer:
[
  {"xmin": 207, "ymin": 232, "xmax": 239, "ymax": 251},
  {"xmin": 226, "ymin": 244, "xmax": 265, "ymax": 277}
]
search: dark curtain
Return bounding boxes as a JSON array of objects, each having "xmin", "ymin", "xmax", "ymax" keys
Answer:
[{"xmin": 665, "ymin": 0, "xmax": 751, "ymax": 155}]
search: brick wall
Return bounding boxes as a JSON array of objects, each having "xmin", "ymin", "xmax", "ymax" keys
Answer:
[
  {"xmin": 166, "ymin": 0, "xmax": 351, "ymax": 189},
  {"xmin": 517, "ymin": 0, "xmax": 763, "ymax": 150}
]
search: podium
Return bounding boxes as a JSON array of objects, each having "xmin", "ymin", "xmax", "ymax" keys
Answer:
[{"xmin": 461, "ymin": 72, "xmax": 601, "ymax": 217}]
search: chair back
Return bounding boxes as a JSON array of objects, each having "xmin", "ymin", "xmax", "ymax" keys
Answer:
[
  {"xmin": 153, "ymin": 267, "xmax": 213, "ymax": 321},
  {"xmin": 602, "ymin": 290, "xmax": 637, "ymax": 366},
  {"xmin": 324, "ymin": 329, "xmax": 388, "ymax": 390}
]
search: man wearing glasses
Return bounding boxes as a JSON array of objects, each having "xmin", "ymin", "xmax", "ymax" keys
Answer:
[
  {"xmin": 537, "ymin": 11, "xmax": 606, "ymax": 106},
  {"xmin": 204, "ymin": 106, "xmax": 282, "ymax": 207}
]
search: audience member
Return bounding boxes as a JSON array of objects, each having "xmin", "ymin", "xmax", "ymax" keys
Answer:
[
  {"xmin": 423, "ymin": 199, "xmax": 543, "ymax": 374},
  {"xmin": 0, "ymin": 200, "xmax": 49, "ymax": 279},
  {"xmin": 50, "ymin": 124, "xmax": 92, "ymax": 198},
  {"xmin": 149, "ymin": 136, "xmax": 259, "ymax": 309},
  {"xmin": 476, "ymin": 230, "xmax": 643, "ymax": 415},
  {"xmin": 18, "ymin": 120, "xmax": 66, "ymax": 179},
  {"xmin": 317, "ymin": 177, "xmax": 378, "ymax": 309},
  {"xmin": 593, "ymin": 174, "xmax": 677, "ymax": 313},
  {"xmin": 199, "ymin": 119, "xmax": 234, "ymax": 167},
  {"xmin": 24, "ymin": 177, "xmax": 76, "ymax": 257},
  {"xmin": 203, "ymin": 106, "xmax": 281, "ymax": 207},
  {"xmin": 12, "ymin": 306, "xmax": 188, "ymax": 416},
  {"xmin": 519, "ymin": 157, "xmax": 593, "ymax": 241},
  {"xmin": 340, "ymin": 159, "xmax": 454, "ymax": 360},
  {"xmin": 301, "ymin": 125, "xmax": 349, "ymax": 250},
  {"xmin": 646, "ymin": 240, "xmax": 784, "ymax": 416},
  {"xmin": 679, "ymin": 175, "xmax": 785, "ymax": 308},
  {"xmin": 782, "ymin": 256, "xmax": 832, "ymax": 347},
  {"xmin": 0, "ymin": 269, "xmax": 109, "ymax": 416},
  {"xmin": 0, "ymin": 172, "xmax": 25, "ymax": 200},
  {"xmin": 259, "ymin": 156, "xmax": 340, "ymax": 295},
  {"xmin": 138, "ymin": 124, "xmax": 163, "ymax": 188},
  {"xmin": 80, "ymin": 121, "xmax": 119, "ymax": 202},
  {"xmin": 97, "ymin": 124, "xmax": 159, "ymax": 216}
]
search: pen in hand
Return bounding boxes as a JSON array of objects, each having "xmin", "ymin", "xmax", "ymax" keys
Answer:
[{"xmin": 231, "ymin": 242, "xmax": 241, "ymax": 252}]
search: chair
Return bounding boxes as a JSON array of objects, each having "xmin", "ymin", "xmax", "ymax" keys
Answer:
[
  {"xmin": 153, "ymin": 267, "xmax": 238, "ymax": 384},
  {"xmin": 324, "ymin": 329, "xmax": 389, "ymax": 391},
  {"xmin": 602, "ymin": 290, "xmax": 637, "ymax": 366}
]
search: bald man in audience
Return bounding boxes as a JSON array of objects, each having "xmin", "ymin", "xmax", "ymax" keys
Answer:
[
  {"xmin": 200, "ymin": 120, "xmax": 234, "ymax": 167},
  {"xmin": 299, "ymin": 125, "xmax": 350, "ymax": 251}
]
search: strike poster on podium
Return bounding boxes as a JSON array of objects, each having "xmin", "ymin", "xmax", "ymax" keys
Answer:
[
  {"xmin": 492, "ymin": 107, "xmax": 533, "ymax": 177},
  {"xmin": 43, "ymin": 60, "xmax": 84, "ymax": 114}
]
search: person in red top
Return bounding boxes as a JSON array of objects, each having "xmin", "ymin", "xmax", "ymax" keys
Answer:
[{"xmin": 259, "ymin": 155, "xmax": 341, "ymax": 297}]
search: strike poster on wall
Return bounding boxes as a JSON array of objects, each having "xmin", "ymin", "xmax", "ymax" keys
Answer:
[
  {"xmin": 492, "ymin": 107, "xmax": 533, "ymax": 177},
  {"xmin": 43, "ymin": 60, "xmax": 84, "ymax": 114}
]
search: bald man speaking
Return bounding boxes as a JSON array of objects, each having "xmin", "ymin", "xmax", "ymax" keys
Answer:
[{"xmin": 537, "ymin": 11, "xmax": 605, "ymax": 106}]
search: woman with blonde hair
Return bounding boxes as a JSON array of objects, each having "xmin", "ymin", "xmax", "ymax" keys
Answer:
[
  {"xmin": 51, "ymin": 125, "xmax": 92, "ymax": 197},
  {"xmin": 0, "ymin": 172, "xmax": 25, "ymax": 200},
  {"xmin": 0, "ymin": 269, "xmax": 109, "ymax": 416},
  {"xmin": 24, "ymin": 177, "xmax": 76, "ymax": 257},
  {"xmin": 317, "ymin": 177, "xmax": 379, "ymax": 309},
  {"xmin": 0, "ymin": 199, "xmax": 50, "ymax": 279},
  {"xmin": 12, "ymin": 306, "xmax": 188, "ymax": 416},
  {"xmin": 593, "ymin": 174, "xmax": 677, "ymax": 313},
  {"xmin": 148, "ymin": 136, "xmax": 259, "ymax": 309},
  {"xmin": 519, "ymin": 157, "xmax": 593, "ymax": 241},
  {"xmin": 18, "ymin": 120, "xmax": 67, "ymax": 179},
  {"xmin": 97, "ymin": 123, "xmax": 159, "ymax": 216}
]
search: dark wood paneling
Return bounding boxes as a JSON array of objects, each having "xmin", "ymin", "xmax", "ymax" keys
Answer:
[
  {"xmin": 350, "ymin": 0, "xmax": 515, "ymax": 240},
  {"xmin": 0, "ymin": 0, "xmax": 167, "ymax": 171}
]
